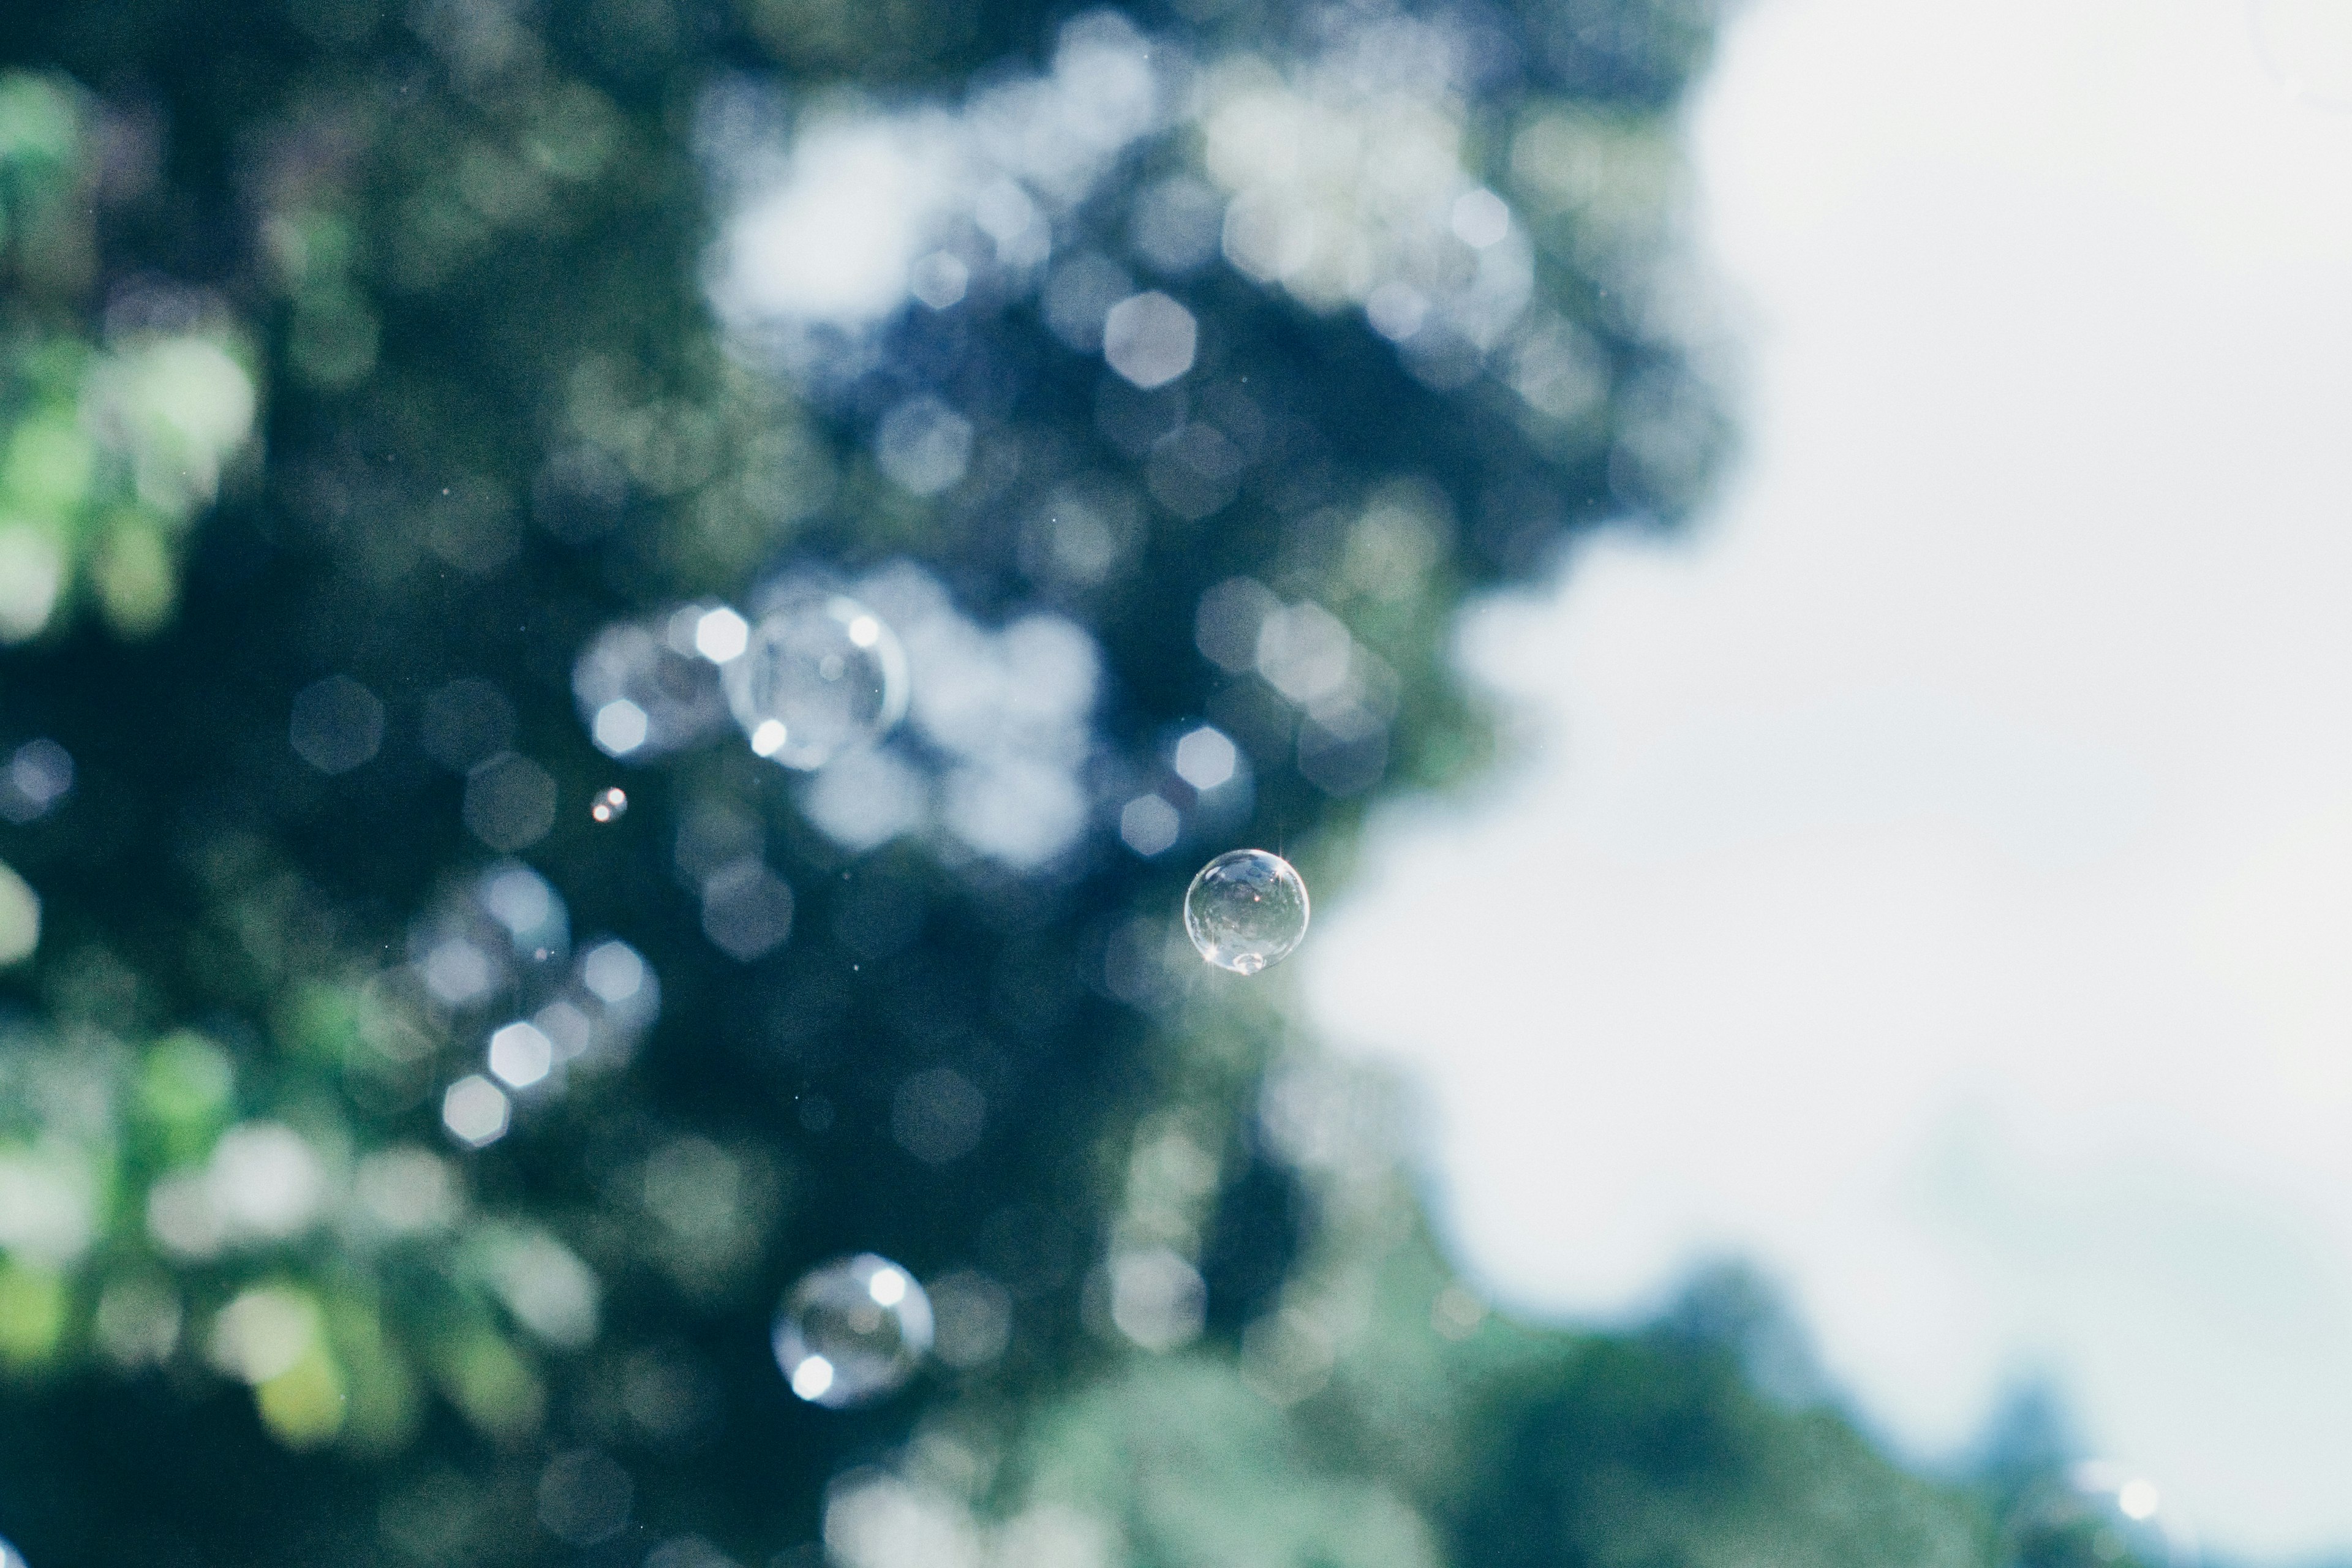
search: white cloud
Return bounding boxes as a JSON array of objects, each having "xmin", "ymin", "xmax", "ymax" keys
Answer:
[{"xmin": 1308, "ymin": 0, "xmax": 2352, "ymax": 1556}]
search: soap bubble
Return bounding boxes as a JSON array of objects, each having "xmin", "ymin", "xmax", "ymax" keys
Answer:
[
  {"xmin": 2002, "ymin": 1461, "xmax": 2195, "ymax": 1568},
  {"xmin": 1183, "ymin": 848, "xmax": 1310, "ymax": 974},
  {"xmin": 725, "ymin": 594, "xmax": 908, "ymax": 771},
  {"xmin": 591, "ymin": 786, "xmax": 628, "ymax": 823},
  {"xmin": 2251, "ymin": 0, "xmax": 2352, "ymax": 109},
  {"xmin": 572, "ymin": 616, "xmax": 731, "ymax": 761},
  {"xmin": 772, "ymin": 1253, "xmax": 932, "ymax": 1408}
]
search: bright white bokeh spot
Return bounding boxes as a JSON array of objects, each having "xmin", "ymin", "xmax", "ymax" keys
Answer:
[
  {"xmin": 713, "ymin": 115, "xmax": 957, "ymax": 327},
  {"xmin": 591, "ymin": 786, "xmax": 628, "ymax": 823},
  {"xmin": 1172, "ymin": 725, "xmax": 1238, "ymax": 791},
  {"xmin": 791, "ymin": 1354, "xmax": 837, "ymax": 1401},
  {"xmin": 2002, "ymin": 1461, "xmax": 2192, "ymax": 1566},
  {"xmin": 1102, "ymin": 291, "xmax": 1197, "ymax": 389},
  {"xmin": 488, "ymin": 1020, "xmax": 555, "ymax": 1089},
  {"xmin": 1184, "ymin": 848, "xmax": 1309, "ymax": 974},
  {"xmin": 442, "ymin": 1074, "xmax": 511, "ymax": 1148},
  {"xmin": 749, "ymin": 719, "xmax": 788, "ymax": 757},
  {"xmin": 207, "ymin": 1123, "xmax": 325, "ymax": 1241},
  {"xmin": 868, "ymin": 1266, "xmax": 908, "ymax": 1307},
  {"xmin": 693, "ymin": 606, "xmax": 750, "ymax": 663},
  {"xmin": 592, "ymin": 699, "xmax": 649, "ymax": 756}
]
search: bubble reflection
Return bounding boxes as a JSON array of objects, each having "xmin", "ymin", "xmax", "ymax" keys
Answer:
[
  {"xmin": 774, "ymin": 1254, "xmax": 933, "ymax": 1408},
  {"xmin": 2251, "ymin": 0, "xmax": 2352, "ymax": 109},
  {"xmin": 725, "ymin": 590, "xmax": 909, "ymax": 771},
  {"xmin": 1183, "ymin": 848, "xmax": 1309, "ymax": 974}
]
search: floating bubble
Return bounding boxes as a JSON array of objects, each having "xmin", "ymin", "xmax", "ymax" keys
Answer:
[
  {"xmin": 1183, "ymin": 848, "xmax": 1309, "ymax": 974},
  {"xmin": 2002, "ymin": 1461, "xmax": 2195, "ymax": 1568},
  {"xmin": 2250, "ymin": 0, "xmax": 2352, "ymax": 109},
  {"xmin": 572, "ymin": 616, "xmax": 731, "ymax": 761},
  {"xmin": 725, "ymin": 593, "xmax": 909, "ymax": 771},
  {"xmin": 772, "ymin": 1253, "xmax": 933, "ymax": 1408},
  {"xmin": 591, "ymin": 786, "xmax": 628, "ymax": 823}
]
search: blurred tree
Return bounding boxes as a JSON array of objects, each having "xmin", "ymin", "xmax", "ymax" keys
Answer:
[{"xmin": 0, "ymin": 1, "xmax": 2016, "ymax": 1565}]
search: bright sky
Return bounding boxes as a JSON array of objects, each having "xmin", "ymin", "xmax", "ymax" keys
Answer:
[{"xmin": 1305, "ymin": 0, "xmax": 2352, "ymax": 1556}]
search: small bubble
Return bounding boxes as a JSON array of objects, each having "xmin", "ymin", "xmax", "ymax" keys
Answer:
[
  {"xmin": 2002, "ymin": 1461, "xmax": 2195, "ymax": 1568},
  {"xmin": 572, "ymin": 616, "xmax": 729, "ymax": 761},
  {"xmin": 2251, "ymin": 0, "xmax": 2352, "ymax": 109},
  {"xmin": 591, "ymin": 786, "xmax": 628, "ymax": 823},
  {"xmin": 1183, "ymin": 848, "xmax": 1309, "ymax": 974},
  {"xmin": 772, "ymin": 1254, "xmax": 932, "ymax": 1408},
  {"xmin": 725, "ymin": 592, "xmax": 908, "ymax": 771}
]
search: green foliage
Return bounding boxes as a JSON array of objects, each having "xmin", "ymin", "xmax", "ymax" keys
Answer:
[{"xmin": 0, "ymin": 0, "xmax": 2012, "ymax": 1564}]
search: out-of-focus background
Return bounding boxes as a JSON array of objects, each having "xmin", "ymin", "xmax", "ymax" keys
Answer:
[
  {"xmin": 1312, "ymin": 0, "xmax": 2352, "ymax": 1556},
  {"xmin": 0, "ymin": 0, "xmax": 2341, "ymax": 1564}
]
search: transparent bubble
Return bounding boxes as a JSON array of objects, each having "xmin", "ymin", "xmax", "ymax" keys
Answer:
[
  {"xmin": 773, "ymin": 1253, "xmax": 933, "ymax": 1408},
  {"xmin": 591, "ymin": 786, "xmax": 628, "ymax": 823},
  {"xmin": 572, "ymin": 616, "xmax": 731, "ymax": 761},
  {"xmin": 1183, "ymin": 848, "xmax": 1310, "ymax": 974},
  {"xmin": 2003, "ymin": 1461, "xmax": 2196, "ymax": 1568},
  {"xmin": 2251, "ymin": 0, "xmax": 2352, "ymax": 110},
  {"xmin": 488, "ymin": 1020, "xmax": 554, "ymax": 1089},
  {"xmin": 725, "ymin": 594, "xmax": 909, "ymax": 771}
]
